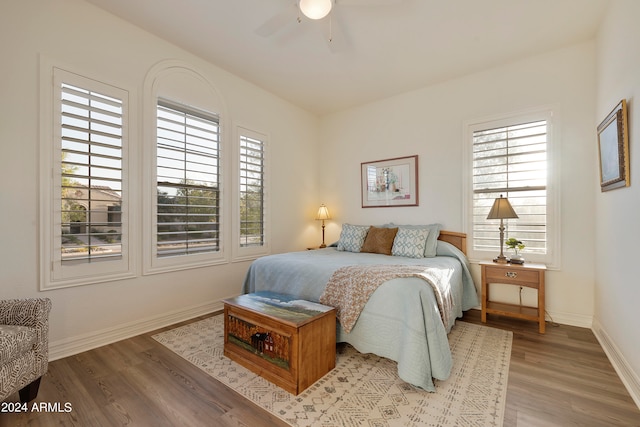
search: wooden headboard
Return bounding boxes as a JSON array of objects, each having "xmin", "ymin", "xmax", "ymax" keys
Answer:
[{"xmin": 438, "ymin": 230, "xmax": 467, "ymax": 255}]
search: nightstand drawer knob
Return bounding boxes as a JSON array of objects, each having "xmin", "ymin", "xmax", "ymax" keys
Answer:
[{"xmin": 505, "ymin": 271, "xmax": 518, "ymax": 279}]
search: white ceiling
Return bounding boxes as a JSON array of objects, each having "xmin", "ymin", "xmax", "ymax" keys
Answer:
[{"xmin": 84, "ymin": 0, "xmax": 610, "ymax": 115}]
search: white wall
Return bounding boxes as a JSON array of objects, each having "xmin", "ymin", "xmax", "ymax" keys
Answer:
[
  {"xmin": 0, "ymin": 0, "xmax": 320, "ymax": 358},
  {"xmin": 594, "ymin": 0, "xmax": 640, "ymax": 407},
  {"xmin": 320, "ymin": 43, "xmax": 598, "ymax": 327}
]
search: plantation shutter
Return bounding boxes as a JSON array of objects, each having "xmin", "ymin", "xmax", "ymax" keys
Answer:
[
  {"xmin": 472, "ymin": 120, "xmax": 548, "ymax": 254},
  {"xmin": 156, "ymin": 100, "xmax": 221, "ymax": 257},
  {"xmin": 60, "ymin": 83, "xmax": 124, "ymax": 264},
  {"xmin": 239, "ymin": 134, "xmax": 265, "ymax": 247}
]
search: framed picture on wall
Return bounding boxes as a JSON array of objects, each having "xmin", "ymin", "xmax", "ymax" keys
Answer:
[
  {"xmin": 361, "ymin": 155, "xmax": 418, "ymax": 207},
  {"xmin": 597, "ymin": 99, "xmax": 630, "ymax": 192}
]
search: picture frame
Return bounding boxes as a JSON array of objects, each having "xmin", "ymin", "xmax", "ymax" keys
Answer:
[
  {"xmin": 361, "ymin": 155, "xmax": 418, "ymax": 208},
  {"xmin": 597, "ymin": 100, "xmax": 630, "ymax": 192}
]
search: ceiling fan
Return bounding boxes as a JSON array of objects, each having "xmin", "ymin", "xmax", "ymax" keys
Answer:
[{"xmin": 256, "ymin": 0, "xmax": 403, "ymax": 52}]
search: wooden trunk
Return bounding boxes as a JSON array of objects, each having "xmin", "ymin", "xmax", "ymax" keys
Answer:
[{"xmin": 223, "ymin": 293, "xmax": 336, "ymax": 395}]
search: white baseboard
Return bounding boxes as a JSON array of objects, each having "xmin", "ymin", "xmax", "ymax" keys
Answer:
[
  {"xmin": 545, "ymin": 310, "xmax": 592, "ymax": 329},
  {"xmin": 592, "ymin": 318, "xmax": 640, "ymax": 410},
  {"xmin": 470, "ymin": 305, "xmax": 593, "ymax": 329},
  {"xmin": 48, "ymin": 299, "xmax": 224, "ymax": 361}
]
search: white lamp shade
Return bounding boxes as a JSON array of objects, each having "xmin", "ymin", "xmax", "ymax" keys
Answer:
[
  {"xmin": 300, "ymin": 0, "xmax": 333, "ymax": 20},
  {"xmin": 315, "ymin": 204, "xmax": 331, "ymax": 220}
]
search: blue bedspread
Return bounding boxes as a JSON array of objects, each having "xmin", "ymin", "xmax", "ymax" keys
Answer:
[{"xmin": 242, "ymin": 241, "xmax": 479, "ymax": 391}]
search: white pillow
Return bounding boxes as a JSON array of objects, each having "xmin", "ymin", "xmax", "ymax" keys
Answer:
[
  {"xmin": 336, "ymin": 224, "xmax": 371, "ymax": 253},
  {"xmin": 391, "ymin": 227, "xmax": 430, "ymax": 258}
]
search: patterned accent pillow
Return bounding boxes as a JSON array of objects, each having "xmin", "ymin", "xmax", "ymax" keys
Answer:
[
  {"xmin": 337, "ymin": 224, "xmax": 371, "ymax": 253},
  {"xmin": 385, "ymin": 223, "xmax": 441, "ymax": 257},
  {"xmin": 391, "ymin": 227, "xmax": 430, "ymax": 258}
]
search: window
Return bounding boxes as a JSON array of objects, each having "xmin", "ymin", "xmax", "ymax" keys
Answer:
[
  {"xmin": 142, "ymin": 61, "xmax": 228, "ymax": 274},
  {"xmin": 60, "ymin": 83, "xmax": 124, "ymax": 263},
  {"xmin": 156, "ymin": 100, "xmax": 221, "ymax": 258},
  {"xmin": 465, "ymin": 109, "xmax": 558, "ymax": 267},
  {"xmin": 234, "ymin": 128, "xmax": 269, "ymax": 260},
  {"xmin": 40, "ymin": 66, "xmax": 133, "ymax": 289},
  {"xmin": 239, "ymin": 134, "xmax": 265, "ymax": 247}
]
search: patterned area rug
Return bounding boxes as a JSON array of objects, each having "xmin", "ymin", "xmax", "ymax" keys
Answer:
[{"xmin": 153, "ymin": 315, "xmax": 512, "ymax": 427}]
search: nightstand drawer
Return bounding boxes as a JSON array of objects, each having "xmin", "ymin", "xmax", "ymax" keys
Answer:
[{"xmin": 485, "ymin": 268, "xmax": 540, "ymax": 285}]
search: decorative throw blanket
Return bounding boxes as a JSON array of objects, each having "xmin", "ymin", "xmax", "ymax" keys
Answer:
[{"xmin": 320, "ymin": 264, "xmax": 454, "ymax": 333}]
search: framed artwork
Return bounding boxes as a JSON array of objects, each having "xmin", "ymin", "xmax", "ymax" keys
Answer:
[
  {"xmin": 597, "ymin": 100, "xmax": 630, "ymax": 192},
  {"xmin": 361, "ymin": 155, "xmax": 418, "ymax": 207}
]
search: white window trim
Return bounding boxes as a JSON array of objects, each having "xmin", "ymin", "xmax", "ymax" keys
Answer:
[
  {"xmin": 142, "ymin": 60, "xmax": 229, "ymax": 275},
  {"xmin": 232, "ymin": 125, "xmax": 270, "ymax": 262},
  {"xmin": 463, "ymin": 105, "xmax": 561, "ymax": 269},
  {"xmin": 39, "ymin": 59, "xmax": 136, "ymax": 290}
]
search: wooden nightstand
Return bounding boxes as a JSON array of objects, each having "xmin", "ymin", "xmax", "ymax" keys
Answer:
[{"xmin": 480, "ymin": 261, "xmax": 547, "ymax": 333}]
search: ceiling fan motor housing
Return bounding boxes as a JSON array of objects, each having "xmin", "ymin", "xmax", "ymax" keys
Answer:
[{"xmin": 299, "ymin": 0, "xmax": 333, "ymax": 20}]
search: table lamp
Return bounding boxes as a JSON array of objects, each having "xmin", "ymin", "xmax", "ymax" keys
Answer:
[
  {"xmin": 315, "ymin": 204, "xmax": 331, "ymax": 248},
  {"xmin": 486, "ymin": 195, "xmax": 518, "ymax": 264}
]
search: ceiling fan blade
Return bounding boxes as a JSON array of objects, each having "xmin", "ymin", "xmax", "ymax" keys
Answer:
[{"xmin": 255, "ymin": 4, "xmax": 298, "ymax": 37}]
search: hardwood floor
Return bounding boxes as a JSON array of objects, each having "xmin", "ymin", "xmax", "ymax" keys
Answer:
[
  {"xmin": 1, "ymin": 310, "xmax": 638, "ymax": 426},
  {"xmin": 462, "ymin": 310, "xmax": 639, "ymax": 426}
]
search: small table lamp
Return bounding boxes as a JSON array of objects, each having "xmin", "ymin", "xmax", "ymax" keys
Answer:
[
  {"xmin": 315, "ymin": 204, "xmax": 331, "ymax": 248},
  {"xmin": 486, "ymin": 195, "xmax": 518, "ymax": 264}
]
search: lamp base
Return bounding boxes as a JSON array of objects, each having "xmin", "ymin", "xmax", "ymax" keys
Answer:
[
  {"xmin": 493, "ymin": 255, "xmax": 509, "ymax": 264},
  {"xmin": 319, "ymin": 243, "xmax": 326, "ymax": 248}
]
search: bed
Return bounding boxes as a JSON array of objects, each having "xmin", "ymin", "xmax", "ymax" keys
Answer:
[{"xmin": 242, "ymin": 226, "xmax": 479, "ymax": 391}]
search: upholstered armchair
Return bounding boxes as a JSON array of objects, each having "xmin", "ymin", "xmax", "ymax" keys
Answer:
[{"xmin": 0, "ymin": 298, "xmax": 52, "ymax": 402}]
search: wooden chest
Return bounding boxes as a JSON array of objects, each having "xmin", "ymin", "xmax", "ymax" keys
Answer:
[{"xmin": 222, "ymin": 292, "xmax": 336, "ymax": 395}]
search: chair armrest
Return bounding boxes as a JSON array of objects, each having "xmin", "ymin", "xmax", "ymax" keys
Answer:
[{"xmin": 0, "ymin": 298, "xmax": 52, "ymax": 328}]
